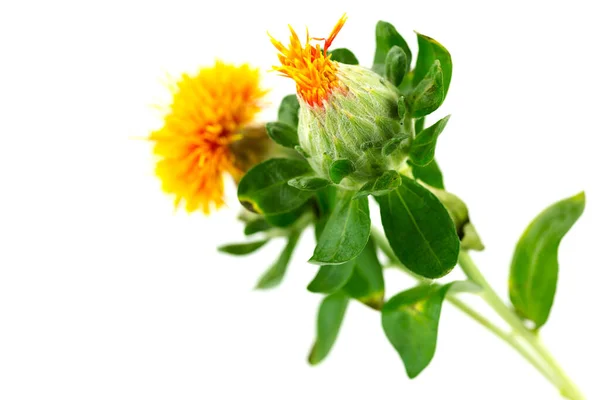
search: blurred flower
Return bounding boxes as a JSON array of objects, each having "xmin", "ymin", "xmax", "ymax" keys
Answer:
[
  {"xmin": 150, "ymin": 61, "xmax": 268, "ymax": 214},
  {"xmin": 270, "ymin": 15, "xmax": 409, "ymax": 189}
]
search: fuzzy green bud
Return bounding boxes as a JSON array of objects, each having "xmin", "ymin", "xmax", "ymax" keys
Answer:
[{"xmin": 297, "ymin": 64, "xmax": 413, "ymax": 189}]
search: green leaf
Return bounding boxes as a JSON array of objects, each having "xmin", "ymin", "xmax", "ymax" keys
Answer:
[
  {"xmin": 378, "ymin": 177, "xmax": 460, "ymax": 278},
  {"xmin": 288, "ymin": 176, "xmax": 331, "ymax": 191},
  {"xmin": 409, "ymin": 115, "xmax": 450, "ymax": 167},
  {"xmin": 509, "ymin": 192, "xmax": 585, "ymax": 328},
  {"xmin": 218, "ymin": 239, "xmax": 269, "ymax": 255},
  {"xmin": 397, "ymin": 96, "xmax": 407, "ymax": 121},
  {"xmin": 414, "ymin": 117, "xmax": 425, "ymax": 134},
  {"xmin": 238, "ymin": 158, "xmax": 313, "ymax": 215},
  {"xmin": 265, "ymin": 205, "xmax": 306, "ymax": 228},
  {"xmin": 373, "ymin": 21, "xmax": 412, "ymax": 76},
  {"xmin": 278, "ymin": 94, "xmax": 300, "ymax": 128},
  {"xmin": 410, "ymin": 60, "xmax": 445, "ymax": 118},
  {"xmin": 382, "ymin": 135, "xmax": 410, "ymax": 157},
  {"xmin": 244, "ymin": 219, "xmax": 271, "ymax": 236},
  {"xmin": 310, "ymin": 190, "xmax": 371, "ymax": 265},
  {"xmin": 354, "ymin": 170, "xmax": 402, "ymax": 199},
  {"xmin": 409, "ymin": 158, "xmax": 444, "ymax": 189},
  {"xmin": 307, "ymin": 262, "xmax": 355, "ymax": 294},
  {"xmin": 308, "ymin": 292, "xmax": 350, "ymax": 365},
  {"xmin": 413, "ymin": 32, "xmax": 452, "ymax": 96},
  {"xmin": 382, "ymin": 281, "xmax": 475, "ymax": 378},
  {"xmin": 424, "ymin": 186, "xmax": 484, "ymax": 251},
  {"xmin": 256, "ymin": 231, "xmax": 301, "ymax": 289},
  {"xmin": 329, "ymin": 159, "xmax": 355, "ymax": 184},
  {"xmin": 315, "ymin": 186, "xmax": 338, "ymax": 238},
  {"xmin": 343, "ymin": 238, "xmax": 385, "ymax": 309},
  {"xmin": 328, "ymin": 48, "xmax": 359, "ymax": 65},
  {"xmin": 385, "ymin": 45, "xmax": 408, "ymax": 87},
  {"xmin": 266, "ymin": 121, "xmax": 299, "ymax": 148}
]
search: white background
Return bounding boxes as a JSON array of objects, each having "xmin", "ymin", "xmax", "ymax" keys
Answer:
[{"xmin": 1, "ymin": 1, "xmax": 599, "ymax": 399}]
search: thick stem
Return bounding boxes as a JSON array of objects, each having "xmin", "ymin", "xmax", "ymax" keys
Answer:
[{"xmin": 458, "ymin": 251, "xmax": 585, "ymax": 400}]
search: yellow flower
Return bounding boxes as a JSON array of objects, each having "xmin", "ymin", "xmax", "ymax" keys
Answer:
[{"xmin": 150, "ymin": 61, "xmax": 268, "ymax": 214}]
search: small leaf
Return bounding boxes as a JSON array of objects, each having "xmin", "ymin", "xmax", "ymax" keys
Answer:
[
  {"xmin": 382, "ymin": 135, "xmax": 410, "ymax": 157},
  {"xmin": 377, "ymin": 177, "xmax": 459, "ymax": 279},
  {"xmin": 295, "ymin": 145, "xmax": 311, "ymax": 158},
  {"xmin": 425, "ymin": 186, "xmax": 484, "ymax": 251},
  {"xmin": 343, "ymin": 238, "xmax": 385, "ymax": 310},
  {"xmin": 244, "ymin": 219, "xmax": 271, "ymax": 236},
  {"xmin": 310, "ymin": 190, "xmax": 371, "ymax": 265},
  {"xmin": 413, "ymin": 32, "xmax": 452, "ymax": 96},
  {"xmin": 266, "ymin": 121, "xmax": 299, "ymax": 148},
  {"xmin": 329, "ymin": 159, "xmax": 355, "ymax": 184},
  {"xmin": 278, "ymin": 94, "xmax": 300, "ymax": 128},
  {"xmin": 238, "ymin": 158, "xmax": 313, "ymax": 215},
  {"xmin": 265, "ymin": 206, "xmax": 306, "ymax": 228},
  {"xmin": 509, "ymin": 192, "xmax": 585, "ymax": 328},
  {"xmin": 328, "ymin": 48, "xmax": 359, "ymax": 65},
  {"xmin": 409, "ymin": 115, "xmax": 450, "ymax": 167},
  {"xmin": 307, "ymin": 261, "xmax": 355, "ymax": 294},
  {"xmin": 288, "ymin": 176, "xmax": 331, "ymax": 191},
  {"xmin": 409, "ymin": 158, "xmax": 444, "ymax": 189},
  {"xmin": 354, "ymin": 170, "xmax": 402, "ymax": 199},
  {"xmin": 218, "ymin": 239, "xmax": 269, "ymax": 255},
  {"xmin": 382, "ymin": 281, "xmax": 474, "ymax": 378},
  {"xmin": 397, "ymin": 96, "xmax": 407, "ymax": 121},
  {"xmin": 410, "ymin": 60, "xmax": 445, "ymax": 118},
  {"xmin": 414, "ymin": 117, "xmax": 425, "ymax": 134},
  {"xmin": 385, "ymin": 45, "xmax": 408, "ymax": 87},
  {"xmin": 256, "ymin": 231, "xmax": 301, "ymax": 289},
  {"xmin": 308, "ymin": 292, "xmax": 350, "ymax": 365},
  {"xmin": 373, "ymin": 21, "xmax": 412, "ymax": 76}
]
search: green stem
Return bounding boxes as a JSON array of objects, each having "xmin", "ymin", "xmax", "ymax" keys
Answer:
[
  {"xmin": 371, "ymin": 228, "xmax": 584, "ymax": 399},
  {"xmin": 458, "ymin": 251, "xmax": 585, "ymax": 400}
]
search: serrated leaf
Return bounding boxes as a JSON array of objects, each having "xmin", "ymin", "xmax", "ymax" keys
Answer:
[
  {"xmin": 377, "ymin": 177, "xmax": 459, "ymax": 279},
  {"xmin": 329, "ymin": 159, "xmax": 355, "ymax": 184},
  {"xmin": 218, "ymin": 239, "xmax": 269, "ymax": 255},
  {"xmin": 409, "ymin": 115, "xmax": 450, "ymax": 167},
  {"xmin": 373, "ymin": 21, "xmax": 412, "ymax": 76},
  {"xmin": 413, "ymin": 33, "xmax": 452, "ymax": 96},
  {"xmin": 509, "ymin": 192, "xmax": 585, "ymax": 328},
  {"xmin": 308, "ymin": 292, "xmax": 349, "ymax": 365},
  {"xmin": 409, "ymin": 158, "xmax": 444, "ymax": 189},
  {"xmin": 310, "ymin": 190, "xmax": 370, "ymax": 265},
  {"xmin": 382, "ymin": 281, "xmax": 474, "ymax": 378},
  {"xmin": 385, "ymin": 45, "xmax": 408, "ymax": 87},
  {"xmin": 328, "ymin": 48, "xmax": 359, "ymax": 65},
  {"xmin": 411, "ymin": 61, "xmax": 445, "ymax": 119},
  {"xmin": 307, "ymin": 261, "xmax": 355, "ymax": 294},
  {"xmin": 256, "ymin": 231, "xmax": 301, "ymax": 289},
  {"xmin": 354, "ymin": 170, "xmax": 402, "ymax": 199},
  {"xmin": 278, "ymin": 94, "xmax": 300, "ymax": 128},
  {"xmin": 238, "ymin": 158, "xmax": 313, "ymax": 215},
  {"xmin": 266, "ymin": 121, "xmax": 299, "ymax": 148},
  {"xmin": 343, "ymin": 238, "xmax": 385, "ymax": 310},
  {"xmin": 288, "ymin": 176, "xmax": 330, "ymax": 191}
]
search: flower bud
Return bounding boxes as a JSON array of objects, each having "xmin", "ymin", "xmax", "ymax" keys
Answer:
[{"xmin": 270, "ymin": 15, "xmax": 412, "ymax": 189}]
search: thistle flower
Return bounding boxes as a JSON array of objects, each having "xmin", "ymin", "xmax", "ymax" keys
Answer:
[
  {"xmin": 149, "ymin": 61, "xmax": 269, "ymax": 214},
  {"xmin": 270, "ymin": 15, "xmax": 411, "ymax": 189}
]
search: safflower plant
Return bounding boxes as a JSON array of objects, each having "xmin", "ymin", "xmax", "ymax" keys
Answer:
[{"xmin": 151, "ymin": 14, "xmax": 587, "ymax": 400}]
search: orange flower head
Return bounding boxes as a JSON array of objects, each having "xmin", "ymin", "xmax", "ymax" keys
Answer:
[
  {"xmin": 269, "ymin": 14, "xmax": 348, "ymax": 107},
  {"xmin": 149, "ymin": 61, "xmax": 268, "ymax": 214}
]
